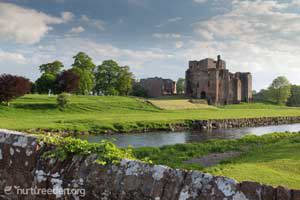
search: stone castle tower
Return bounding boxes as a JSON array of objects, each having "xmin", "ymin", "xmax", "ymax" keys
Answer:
[{"xmin": 185, "ymin": 55, "xmax": 252, "ymax": 105}]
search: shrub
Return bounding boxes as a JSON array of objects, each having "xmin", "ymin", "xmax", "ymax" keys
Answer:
[
  {"xmin": 0, "ymin": 74, "xmax": 31, "ymax": 105},
  {"xmin": 56, "ymin": 93, "xmax": 70, "ymax": 111},
  {"xmin": 40, "ymin": 135, "xmax": 136, "ymax": 165}
]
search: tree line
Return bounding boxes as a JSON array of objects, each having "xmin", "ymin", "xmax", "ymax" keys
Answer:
[
  {"xmin": 33, "ymin": 52, "xmax": 135, "ymax": 96},
  {"xmin": 1, "ymin": 52, "xmax": 300, "ymax": 108},
  {"xmin": 0, "ymin": 51, "xmax": 187, "ymax": 105},
  {"xmin": 253, "ymin": 76, "xmax": 300, "ymax": 107}
]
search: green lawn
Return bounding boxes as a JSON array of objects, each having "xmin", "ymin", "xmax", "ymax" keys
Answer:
[
  {"xmin": 1, "ymin": 94, "xmax": 300, "ymax": 132},
  {"xmin": 133, "ymin": 132, "xmax": 300, "ymax": 189}
]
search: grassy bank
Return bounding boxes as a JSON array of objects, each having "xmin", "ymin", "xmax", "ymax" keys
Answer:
[
  {"xmin": 133, "ymin": 132, "xmax": 300, "ymax": 189},
  {"xmin": 1, "ymin": 94, "xmax": 300, "ymax": 133}
]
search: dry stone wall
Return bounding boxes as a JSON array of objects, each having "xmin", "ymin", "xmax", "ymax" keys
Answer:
[
  {"xmin": 190, "ymin": 116, "xmax": 300, "ymax": 130},
  {"xmin": 0, "ymin": 129, "xmax": 299, "ymax": 200}
]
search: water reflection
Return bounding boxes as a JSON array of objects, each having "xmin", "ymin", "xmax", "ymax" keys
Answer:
[{"xmin": 79, "ymin": 123, "xmax": 300, "ymax": 148}]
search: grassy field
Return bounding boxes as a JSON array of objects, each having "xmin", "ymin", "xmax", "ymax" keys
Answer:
[
  {"xmin": 133, "ymin": 132, "xmax": 300, "ymax": 189},
  {"xmin": 2, "ymin": 95, "xmax": 300, "ymax": 188},
  {"xmin": 1, "ymin": 94, "xmax": 300, "ymax": 132}
]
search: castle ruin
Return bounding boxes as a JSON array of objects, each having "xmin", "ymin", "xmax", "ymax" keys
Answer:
[
  {"xmin": 185, "ymin": 55, "xmax": 252, "ymax": 105},
  {"xmin": 140, "ymin": 77, "xmax": 176, "ymax": 98}
]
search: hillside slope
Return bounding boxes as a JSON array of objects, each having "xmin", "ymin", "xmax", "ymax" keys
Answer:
[{"xmin": 1, "ymin": 95, "xmax": 300, "ymax": 133}]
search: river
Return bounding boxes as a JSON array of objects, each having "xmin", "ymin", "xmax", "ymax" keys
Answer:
[{"xmin": 78, "ymin": 123, "xmax": 300, "ymax": 148}]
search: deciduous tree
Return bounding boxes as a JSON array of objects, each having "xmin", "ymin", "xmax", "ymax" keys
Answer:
[
  {"xmin": 287, "ymin": 85, "xmax": 300, "ymax": 107},
  {"xmin": 35, "ymin": 73, "xmax": 56, "ymax": 94},
  {"xmin": 130, "ymin": 80, "xmax": 147, "ymax": 97},
  {"xmin": 176, "ymin": 78, "xmax": 185, "ymax": 94},
  {"xmin": 39, "ymin": 60, "xmax": 64, "ymax": 75},
  {"xmin": 0, "ymin": 74, "xmax": 31, "ymax": 105},
  {"xmin": 117, "ymin": 66, "xmax": 134, "ymax": 96},
  {"xmin": 55, "ymin": 70, "xmax": 80, "ymax": 93},
  {"xmin": 267, "ymin": 76, "xmax": 291, "ymax": 105},
  {"xmin": 71, "ymin": 52, "xmax": 95, "ymax": 95}
]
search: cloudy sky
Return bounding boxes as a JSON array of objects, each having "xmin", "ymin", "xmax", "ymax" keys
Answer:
[{"xmin": 1, "ymin": 0, "xmax": 300, "ymax": 90}]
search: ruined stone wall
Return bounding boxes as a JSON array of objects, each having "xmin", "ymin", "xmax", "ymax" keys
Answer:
[
  {"xmin": 208, "ymin": 69, "xmax": 218, "ymax": 104},
  {"xmin": 140, "ymin": 78, "xmax": 164, "ymax": 97},
  {"xmin": 140, "ymin": 78, "xmax": 176, "ymax": 98},
  {"xmin": 0, "ymin": 130, "xmax": 299, "ymax": 200},
  {"xmin": 242, "ymin": 73, "xmax": 253, "ymax": 102},
  {"xmin": 162, "ymin": 79, "xmax": 176, "ymax": 95}
]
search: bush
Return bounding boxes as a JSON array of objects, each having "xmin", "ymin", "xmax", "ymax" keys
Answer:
[
  {"xmin": 0, "ymin": 74, "xmax": 31, "ymax": 105},
  {"xmin": 40, "ymin": 135, "xmax": 136, "ymax": 165},
  {"xmin": 56, "ymin": 93, "xmax": 70, "ymax": 110}
]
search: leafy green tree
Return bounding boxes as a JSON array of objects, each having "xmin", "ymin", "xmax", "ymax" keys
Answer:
[
  {"xmin": 35, "ymin": 60, "xmax": 64, "ymax": 94},
  {"xmin": 39, "ymin": 61, "xmax": 64, "ymax": 75},
  {"xmin": 253, "ymin": 89, "xmax": 270, "ymax": 103},
  {"xmin": 267, "ymin": 76, "xmax": 291, "ymax": 105},
  {"xmin": 94, "ymin": 60, "xmax": 134, "ymax": 96},
  {"xmin": 72, "ymin": 52, "xmax": 96, "ymax": 71},
  {"xmin": 287, "ymin": 85, "xmax": 300, "ymax": 107},
  {"xmin": 176, "ymin": 78, "xmax": 185, "ymax": 94},
  {"xmin": 72, "ymin": 67, "xmax": 95, "ymax": 95},
  {"xmin": 94, "ymin": 60, "xmax": 120, "ymax": 95},
  {"xmin": 35, "ymin": 73, "xmax": 56, "ymax": 94},
  {"xmin": 130, "ymin": 80, "xmax": 147, "ymax": 97},
  {"xmin": 117, "ymin": 66, "xmax": 134, "ymax": 96},
  {"xmin": 71, "ymin": 52, "xmax": 96, "ymax": 95}
]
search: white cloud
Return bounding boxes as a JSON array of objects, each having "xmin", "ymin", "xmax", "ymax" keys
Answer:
[
  {"xmin": 291, "ymin": 0, "xmax": 300, "ymax": 6},
  {"xmin": 168, "ymin": 17, "xmax": 183, "ymax": 22},
  {"xmin": 80, "ymin": 15, "xmax": 105, "ymax": 31},
  {"xmin": 156, "ymin": 17, "xmax": 183, "ymax": 28},
  {"xmin": 27, "ymin": 37, "xmax": 173, "ymax": 69},
  {"xmin": 175, "ymin": 41, "xmax": 184, "ymax": 49},
  {"xmin": 153, "ymin": 33, "xmax": 181, "ymax": 39},
  {"xmin": 193, "ymin": 0, "xmax": 207, "ymax": 4},
  {"xmin": 80, "ymin": 15, "xmax": 90, "ymax": 22},
  {"xmin": 70, "ymin": 26, "xmax": 85, "ymax": 34},
  {"xmin": 0, "ymin": 50, "xmax": 26, "ymax": 64},
  {"xmin": 185, "ymin": 0, "xmax": 300, "ymax": 90},
  {"xmin": 0, "ymin": 3, "xmax": 73, "ymax": 44},
  {"xmin": 61, "ymin": 12, "xmax": 74, "ymax": 22}
]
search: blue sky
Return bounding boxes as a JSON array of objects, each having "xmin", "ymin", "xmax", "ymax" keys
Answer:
[{"xmin": 1, "ymin": 0, "xmax": 300, "ymax": 90}]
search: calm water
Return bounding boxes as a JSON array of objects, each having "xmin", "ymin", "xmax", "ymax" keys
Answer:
[{"xmin": 79, "ymin": 123, "xmax": 300, "ymax": 148}]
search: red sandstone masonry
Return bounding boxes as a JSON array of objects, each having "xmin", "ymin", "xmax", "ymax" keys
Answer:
[{"xmin": 0, "ymin": 129, "xmax": 299, "ymax": 200}]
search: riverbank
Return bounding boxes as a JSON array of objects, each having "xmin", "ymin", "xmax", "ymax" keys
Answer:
[
  {"xmin": 2, "ymin": 94, "xmax": 300, "ymax": 134},
  {"xmin": 133, "ymin": 132, "xmax": 300, "ymax": 189}
]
